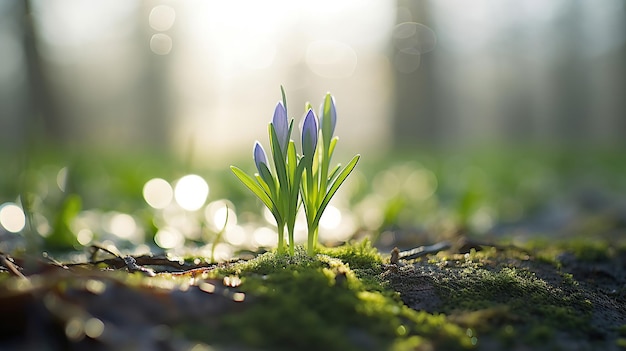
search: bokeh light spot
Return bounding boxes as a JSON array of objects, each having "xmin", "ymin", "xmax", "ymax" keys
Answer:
[
  {"xmin": 56, "ymin": 167, "xmax": 68, "ymax": 192},
  {"xmin": 108, "ymin": 213, "xmax": 137, "ymax": 240},
  {"xmin": 319, "ymin": 205, "xmax": 342, "ymax": 230},
  {"xmin": 85, "ymin": 279, "xmax": 107, "ymax": 295},
  {"xmin": 150, "ymin": 33, "xmax": 173, "ymax": 55},
  {"xmin": 204, "ymin": 200, "xmax": 237, "ymax": 231},
  {"xmin": 0, "ymin": 203, "xmax": 26, "ymax": 233},
  {"xmin": 65, "ymin": 318, "xmax": 84, "ymax": 341},
  {"xmin": 392, "ymin": 22, "xmax": 436, "ymax": 73},
  {"xmin": 154, "ymin": 227, "xmax": 184, "ymax": 249},
  {"xmin": 393, "ymin": 22, "xmax": 437, "ymax": 55},
  {"xmin": 263, "ymin": 207, "xmax": 276, "ymax": 226},
  {"xmin": 149, "ymin": 5, "xmax": 176, "ymax": 31},
  {"xmin": 224, "ymin": 225, "xmax": 247, "ymax": 246},
  {"xmin": 233, "ymin": 292, "xmax": 245, "ymax": 302},
  {"xmin": 174, "ymin": 174, "xmax": 209, "ymax": 211},
  {"xmin": 143, "ymin": 178, "xmax": 173, "ymax": 209},
  {"xmin": 252, "ymin": 227, "xmax": 277, "ymax": 248},
  {"xmin": 84, "ymin": 317, "xmax": 104, "ymax": 338},
  {"xmin": 393, "ymin": 51, "xmax": 422, "ymax": 73},
  {"xmin": 77, "ymin": 229, "xmax": 94, "ymax": 245}
]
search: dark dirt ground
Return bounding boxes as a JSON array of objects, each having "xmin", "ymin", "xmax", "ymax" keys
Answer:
[{"xmin": 384, "ymin": 243, "xmax": 626, "ymax": 350}]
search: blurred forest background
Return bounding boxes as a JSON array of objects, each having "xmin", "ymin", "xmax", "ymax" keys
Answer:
[
  {"xmin": 2, "ymin": 0, "xmax": 624, "ymax": 159},
  {"xmin": 0, "ymin": 0, "xmax": 625, "ymax": 254}
]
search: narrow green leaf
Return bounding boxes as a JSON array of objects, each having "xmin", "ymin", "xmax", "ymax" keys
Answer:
[
  {"xmin": 313, "ymin": 154, "xmax": 360, "ymax": 226},
  {"xmin": 288, "ymin": 119, "xmax": 294, "ymax": 141},
  {"xmin": 269, "ymin": 124, "xmax": 288, "ymax": 188},
  {"xmin": 327, "ymin": 163, "xmax": 341, "ymax": 183},
  {"xmin": 231, "ymin": 166, "xmax": 276, "ymax": 216},
  {"xmin": 254, "ymin": 174, "xmax": 271, "ymax": 197},
  {"xmin": 281, "ymin": 85, "xmax": 287, "ymax": 113},
  {"xmin": 287, "ymin": 141, "xmax": 298, "ymax": 182},
  {"xmin": 328, "ymin": 136, "xmax": 338, "ymax": 159},
  {"xmin": 322, "ymin": 93, "xmax": 334, "ymax": 148},
  {"xmin": 258, "ymin": 162, "xmax": 278, "ymax": 200}
]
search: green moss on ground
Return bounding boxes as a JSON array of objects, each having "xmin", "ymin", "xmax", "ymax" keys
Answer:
[
  {"xmin": 183, "ymin": 241, "xmax": 473, "ymax": 351},
  {"xmin": 173, "ymin": 239, "xmax": 624, "ymax": 350},
  {"xmin": 386, "ymin": 242, "xmax": 626, "ymax": 350}
]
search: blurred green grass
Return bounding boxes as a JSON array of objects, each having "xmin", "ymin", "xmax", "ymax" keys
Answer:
[{"xmin": 1, "ymin": 145, "xmax": 625, "ymax": 256}]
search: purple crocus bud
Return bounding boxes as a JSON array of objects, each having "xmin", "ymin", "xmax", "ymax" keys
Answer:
[
  {"xmin": 301, "ymin": 109, "xmax": 318, "ymax": 160},
  {"xmin": 319, "ymin": 94, "xmax": 336, "ymax": 140},
  {"xmin": 253, "ymin": 141, "xmax": 268, "ymax": 174},
  {"xmin": 272, "ymin": 101, "xmax": 289, "ymax": 154}
]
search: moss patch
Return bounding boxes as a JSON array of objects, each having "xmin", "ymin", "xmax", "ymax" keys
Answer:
[
  {"xmin": 384, "ymin": 244, "xmax": 620, "ymax": 349},
  {"xmin": 169, "ymin": 239, "xmax": 626, "ymax": 350},
  {"xmin": 184, "ymin": 242, "xmax": 473, "ymax": 351}
]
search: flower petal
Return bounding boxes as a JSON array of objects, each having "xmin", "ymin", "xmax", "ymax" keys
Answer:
[
  {"xmin": 301, "ymin": 109, "xmax": 318, "ymax": 160},
  {"xmin": 319, "ymin": 94, "xmax": 336, "ymax": 140},
  {"xmin": 272, "ymin": 101, "xmax": 289, "ymax": 154},
  {"xmin": 253, "ymin": 141, "xmax": 268, "ymax": 174}
]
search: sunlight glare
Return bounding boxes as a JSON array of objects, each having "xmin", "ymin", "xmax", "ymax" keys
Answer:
[
  {"xmin": 306, "ymin": 40, "xmax": 357, "ymax": 79},
  {"xmin": 174, "ymin": 174, "xmax": 209, "ymax": 211},
  {"xmin": 143, "ymin": 178, "xmax": 173, "ymax": 209},
  {"xmin": 238, "ymin": 39, "xmax": 276, "ymax": 70},
  {"xmin": 0, "ymin": 203, "xmax": 26, "ymax": 233}
]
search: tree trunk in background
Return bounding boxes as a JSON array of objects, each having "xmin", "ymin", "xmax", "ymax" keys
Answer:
[
  {"xmin": 552, "ymin": 4, "xmax": 590, "ymax": 143},
  {"xmin": 22, "ymin": 0, "xmax": 65, "ymax": 144},
  {"xmin": 391, "ymin": 1, "xmax": 626, "ymax": 149},
  {"xmin": 138, "ymin": 1, "xmax": 171, "ymax": 152},
  {"xmin": 392, "ymin": 0, "xmax": 442, "ymax": 149}
]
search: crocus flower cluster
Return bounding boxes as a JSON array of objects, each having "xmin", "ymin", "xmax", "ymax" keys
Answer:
[{"xmin": 231, "ymin": 88, "xmax": 359, "ymax": 255}]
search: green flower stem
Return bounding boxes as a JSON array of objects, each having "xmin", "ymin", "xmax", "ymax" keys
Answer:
[
  {"xmin": 277, "ymin": 223, "xmax": 285, "ymax": 254},
  {"xmin": 307, "ymin": 225, "xmax": 318, "ymax": 256}
]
